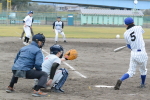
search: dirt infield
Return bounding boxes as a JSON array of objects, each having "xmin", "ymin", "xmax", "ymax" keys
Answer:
[{"xmin": 1, "ymin": 37, "xmax": 150, "ymax": 100}]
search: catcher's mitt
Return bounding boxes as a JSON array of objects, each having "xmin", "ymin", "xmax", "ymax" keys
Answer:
[{"xmin": 64, "ymin": 49, "xmax": 78, "ymax": 60}]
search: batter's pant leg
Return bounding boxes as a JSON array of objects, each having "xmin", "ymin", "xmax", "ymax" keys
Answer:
[
  {"xmin": 139, "ymin": 61, "xmax": 148, "ymax": 75},
  {"xmin": 55, "ymin": 30, "xmax": 59, "ymax": 42},
  {"xmin": 26, "ymin": 70, "xmax": 48, "ymax": 88},
  {"xmin": 60, "ymin": 32, "xmax": 66, "ymax": 41},
  {"xmin": 127, "ymin": 56, "xmax": 138, "ymax": 77},
  {"xmin": 138, "ymin": 52, "xmax": 148, "ymax": 75},
  {"xmin": 20, "ymin": 30, "xmax": 25, "ymax": 38}
]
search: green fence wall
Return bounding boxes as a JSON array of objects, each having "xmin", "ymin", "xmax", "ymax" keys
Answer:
[{"xmin": 81, "ymin": 14, "xmax": 144, "ymax": 26}]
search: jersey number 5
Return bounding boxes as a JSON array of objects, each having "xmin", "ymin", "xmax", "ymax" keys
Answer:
[{"xmin": 130, "ymin": 32, "xmax": 136, "ymax": 41}]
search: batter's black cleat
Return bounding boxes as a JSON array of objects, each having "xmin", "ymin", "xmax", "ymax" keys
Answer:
[
  {"xmin": 137, "ymin": 84, "xmax": 146, "ymax": 88},
  {"xmin": 64, "ymin": 40, "xmax": 67, "ymax": 43},
  {"xmin": 51, "ymin": 87, "xmax": 64, "ymax": 93},
  {"xmin": 114, "ymin": 79, "xmax": 122, "ymax": 90}
]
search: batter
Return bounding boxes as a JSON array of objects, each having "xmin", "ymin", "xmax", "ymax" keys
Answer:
[{"xmin": 114, "ymin": 17, "xmax": 148, "ymax": 90}]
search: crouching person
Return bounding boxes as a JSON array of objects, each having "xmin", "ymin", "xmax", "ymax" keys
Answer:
[
  {"xmin": 6, "ymin": 33, "xmax": 48, "ymax": 97},
  {"xmin": 34, "ymin": 44, "xmax": 68, "ymax": 93}
]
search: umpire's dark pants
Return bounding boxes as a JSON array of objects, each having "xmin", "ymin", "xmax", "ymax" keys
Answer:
[
  {"xmin": 21, "ymin": 27, "xmax": 34, "ymax": 38},
  {"xmin": 10, "ymin": 70, "xmax": 48, "ymax": 88}
]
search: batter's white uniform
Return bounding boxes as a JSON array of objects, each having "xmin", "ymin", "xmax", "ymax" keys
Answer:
[
  {"xmin": 53, "ymin": 21, "xmax": 66, "ymax": 41},
  {"xmin": 23, "ymin": 15, "xmax": 33, "ymax": 38},
  {"xmin": 124, "ymin": 26, "xmax": 148, "ymax": 77},
  {"xmin": 34, "ymin": 54, "xmax": 63, "ymax": 87}
]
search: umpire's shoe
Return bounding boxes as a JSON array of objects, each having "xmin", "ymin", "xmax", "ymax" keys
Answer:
[
  {"xmin": 6, "ymin": 86, "xmax": 15, "ymax": 93},
  {"xmin": 114, "ymin": 79, "xmax": 122, "ymax": 90},
  {"xmin": 32, "ymin": 90, "xmax": 47, "ymax": 97},
  {"xmin": 51, "ymin": 87, "xmax": 64, "ymax": 93}
]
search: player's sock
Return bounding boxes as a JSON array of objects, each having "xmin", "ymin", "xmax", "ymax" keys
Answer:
[
  {"xmin": 120, "ymin": 73, "xmax": 129, "ymax": 81},
  {"xmin": 26, "ymin": 37, "xmax": 29, "ymax": 43},
  {"xmin": 24, "ymin": 37, "xmax": 27, "ymax": 42},
  {"xmin": 141, "ymin": 75, "xmax": 146, "ymax": 85}
]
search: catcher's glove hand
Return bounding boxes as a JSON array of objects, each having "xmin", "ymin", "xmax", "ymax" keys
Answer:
[{"xmin": 64, "ymin": 49, "xmax": 78, "ymax": 60}]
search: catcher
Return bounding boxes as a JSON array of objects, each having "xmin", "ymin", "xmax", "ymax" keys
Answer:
[{"xmin": 34, "ymin": 45, "xmax": 78, "ymax": 93}]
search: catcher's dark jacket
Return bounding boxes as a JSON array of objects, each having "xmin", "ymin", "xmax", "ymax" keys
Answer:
[{"xmin": 12, "ymin": 41, "xmax": 43, "ymax": 71}]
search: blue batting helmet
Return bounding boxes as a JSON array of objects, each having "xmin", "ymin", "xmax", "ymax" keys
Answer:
[
  {"xmin": 124, "ymin": 17, "xmax": 134, "ymax": 25},
  {"xmin": 50, "ymin": 45, "xmax": 64, "ymax": 58},
  {"xmin": 28, "ymin": 11, "xmax": 33, "ymax": 14}
]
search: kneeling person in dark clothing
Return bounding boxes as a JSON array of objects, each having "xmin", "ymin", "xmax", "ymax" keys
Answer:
[{"xmin": 6, "ymin": 33, "xmax": 48, "ymax": 97}]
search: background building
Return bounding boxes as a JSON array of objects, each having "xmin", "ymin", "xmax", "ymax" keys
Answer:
[{"xmin": 81, "ymin": 9, "xmax": 144, "ymax": 26}]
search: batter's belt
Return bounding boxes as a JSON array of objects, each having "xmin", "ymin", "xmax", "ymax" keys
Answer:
[{"xmin": 132, "ymin": 48, "xmax": 145, "ymax": 52}]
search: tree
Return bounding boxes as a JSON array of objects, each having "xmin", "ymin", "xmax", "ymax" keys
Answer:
[
  {"xmin": 144, "ymin": 9, "xmax": 150, "ymax": 15},
  {"xmin": 0, "ymin": 0, "xmax": 31, "ymax": 10},
  {"xmin": 28, "ymin": 3, "xmax": 55, "ymax": 12}
]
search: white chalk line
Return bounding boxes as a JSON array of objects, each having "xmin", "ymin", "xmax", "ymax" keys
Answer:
[
  {"xmin": 42, "ymin": 49, "xmax": 87, "ymax": 78},
  {"xmin": 95, "ymin": 85, "xmax": 114, "ymax": 88}
]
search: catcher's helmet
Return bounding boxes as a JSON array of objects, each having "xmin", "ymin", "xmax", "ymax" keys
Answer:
[
  {"xmin": 32, "ymin": 33, "xmax": 45, "ymax": 48},
  {"xmin": 50, "ymin": 45, "xmax": 64, "ymax": 58},
  {"xmin": 124, "ymin": 17, "xmax": 134, "ymax": 25}
]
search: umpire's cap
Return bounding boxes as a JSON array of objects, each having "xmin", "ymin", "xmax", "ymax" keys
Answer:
[
  {"xmin": 124, "ymin": 17, "xmax": 134, "ymax": 25},
  {"xmin": 28, "ymin": 11, "xmax": 33, "ymax": 14},
  {"xmin": 32, "ymin": 33, "xmax": 45, "ymax": 46},
  {"xmin": 50, "ymin": 45, "xmax": 64, "ymax": 56}
]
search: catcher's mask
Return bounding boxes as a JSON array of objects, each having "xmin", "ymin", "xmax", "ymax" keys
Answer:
[
  {"xmin": 32, "ymin": 33, "xmax": 45, "ymax": 48},
  {"xmin": 50, "ymin": 45, "xmax": 64, "ymax": 58}
]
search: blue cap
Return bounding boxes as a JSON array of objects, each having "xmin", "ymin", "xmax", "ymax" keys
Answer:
[
  {"xmin": 28, "ymin": 11, "xmax": 33, "ymax": 14},
  {"xmin": 57, "ymin": 17, "xmax": 61, "ymax": 19},
  {"xmin": 32, "ymin": 33, "xmax": 45, "ymax": 43},
  {"xmin": 124, "ymin": 17, "xmax": 134, "ymax": 25}
]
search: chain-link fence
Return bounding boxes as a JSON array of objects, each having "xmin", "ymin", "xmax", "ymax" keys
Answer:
[
  {"xmin": 0, "ymin": 11, "xmax": 81, "ymax": 26},
  {"xmin": 0, "ymin": 11, "xmax": 150, "ymax": 27},
  {"xmin": 143, "ymin": 15, "xmax": 150, "ymax": 28}
]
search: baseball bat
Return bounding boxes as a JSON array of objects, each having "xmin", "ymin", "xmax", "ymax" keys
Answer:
[{"xmin": 114, "ymin": 45, "xmax": 127, "ymax": 52}]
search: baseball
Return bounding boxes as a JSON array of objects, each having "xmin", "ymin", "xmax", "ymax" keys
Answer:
[{"xmin": 116, "ymin": 34, "xmax": 120, "ymax": 39}]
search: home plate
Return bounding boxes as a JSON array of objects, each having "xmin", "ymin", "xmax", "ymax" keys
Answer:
[{"xmin": 95, "ymin": 85, "xmax": 114, "ymax": 88}]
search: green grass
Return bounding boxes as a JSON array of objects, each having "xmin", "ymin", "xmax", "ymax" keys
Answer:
[{"xmin": 0, "ymin": 25, "xmax": 150, "ymax": 39}]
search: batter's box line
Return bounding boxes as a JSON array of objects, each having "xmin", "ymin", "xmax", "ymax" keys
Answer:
[{"xmin": 42, "ymin": 49, "xmax": 87, "ymax": 79}]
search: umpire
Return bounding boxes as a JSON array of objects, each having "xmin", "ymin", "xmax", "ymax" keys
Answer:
[{"xmin": 6, "ymin": 33, "xmax": 48, "ymax": 97}]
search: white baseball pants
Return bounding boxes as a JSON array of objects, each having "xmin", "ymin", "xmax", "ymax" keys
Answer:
[
  {"xmin": 127, "ymin": 49, "xmax": 148, "ymax": 77},
  {"xmin": 55, "ymin": 29, "xmax": 66, "ymax": 41},
  {"xmin": 34, "ymin": 70, "xmax": 63, "ymax": 88},
  {"xmin": 23, "ymin": 26, "xmax": 31, "ymax": 38}
]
